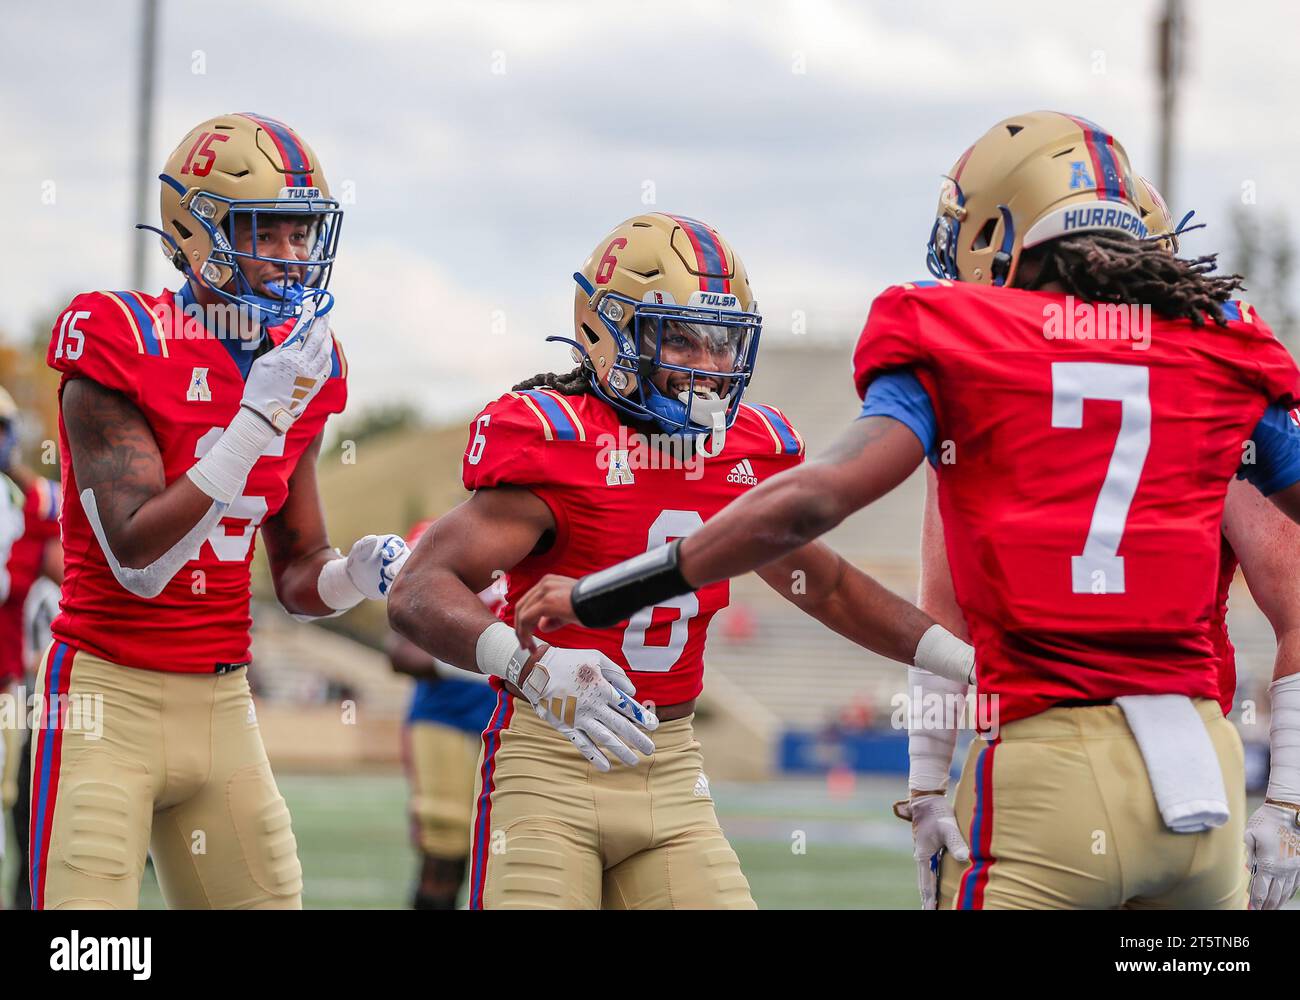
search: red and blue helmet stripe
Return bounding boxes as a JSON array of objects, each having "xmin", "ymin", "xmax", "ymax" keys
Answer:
[
  {"xmin": 667, "ymin": 215, "xmax": 731, "ymax": 293},
  {"xmin": 236, "ymin": 112, "xmax": 315, "ymax": 187},
  {"xmin": 1064, "ymin": 114, "xmax": 1131, "ymax": 203}
]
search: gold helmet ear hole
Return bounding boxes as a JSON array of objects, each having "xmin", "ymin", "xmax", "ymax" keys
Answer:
[
  {"xmin": 610, "ymin": 370, "xmax": 628, "ymax": 391},
  {"xmin": 971, "ymin": 217, "xmax": 999, "ymax": 252}
]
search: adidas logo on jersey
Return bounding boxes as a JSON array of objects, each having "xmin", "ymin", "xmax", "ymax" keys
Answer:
[
  {"xmin": 726, "ymin": 459, "xmax": 759, "ymax": 487},
  {"xmin": 693, "ymin": 771, "xmax": 711, "ymax": 798}
]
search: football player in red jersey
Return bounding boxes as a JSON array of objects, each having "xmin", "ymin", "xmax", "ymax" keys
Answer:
[
  {"xmin": 0, "ymin": 386, "xmax": 64, "ymax": 909},
  {"xmin": 32, "ymin": 114, "xmax": 409, "ymax": 910},
  {"xmin": 389, "ymin": 213, "xmax": 975, "ymax": 909},
  {"xmin": 517, "ymin": 113, "xmax": 1300, "ymax": 909},
  {"xmin": 899, "ymin": 176, "xmax": 1300, "ymax": 911}
]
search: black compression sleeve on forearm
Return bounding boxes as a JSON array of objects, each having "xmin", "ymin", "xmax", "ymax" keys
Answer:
[{"xmin": 570, "ymin": 538, "xmax": 692, "ymax": 628}]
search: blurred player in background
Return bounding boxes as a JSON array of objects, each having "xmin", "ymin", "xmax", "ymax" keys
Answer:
[
  {"xmin": 0, "ymin": 386, "xmax": 63, "ymax": 909},
  {"xmin": 33, "ymin": 113, "xmax": 408, "ymax": 910},
  {"xmin": 388, "ymin": 518, "xmax": 500, "ymax": 910},
  {"xmin": 9, "ymin": 580, "xmax": 60, "ymax": 909},
  {"xmin": 391, "ymin": 213, "xmax": 974, "ymax": 909},
  {"xmin": 900, "ymin": 176, "xmax": 1300, "ymax": 910},
  {"xmin": 0, "ymin": 389, "xmax": 29, "ymax": 904},
  {"xmin": 515, "ymin": 113, "xmax": 1300, "ymax": 910}
]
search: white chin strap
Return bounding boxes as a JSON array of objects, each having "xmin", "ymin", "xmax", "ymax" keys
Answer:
[{"xmin": 683, "ymin": 389, "xmax": 728, "ymax": 458}]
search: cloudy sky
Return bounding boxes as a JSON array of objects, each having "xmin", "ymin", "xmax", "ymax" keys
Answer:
[{"xmin": 2, "ymin": 0, "xmax": 1295, "ymax": 421}]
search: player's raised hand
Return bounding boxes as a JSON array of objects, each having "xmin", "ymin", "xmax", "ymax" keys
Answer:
[
  {"xmin": 514, "ymin": 573, "xmax": 580, "ymax": 650},
  {"xmin": 893, "ymin": 793, "xmax": 969, "ymax": 909},
  {"xmin": 241, "ymin": 291, "xmax": 336, "ymax": 433},
  {"xmin": 519, "ymin": 645, "xmax": 658, "ymax": 772},
  {"xmin": 1245, "ymin": 802, "xmax": 1300, "ymax": 909}
]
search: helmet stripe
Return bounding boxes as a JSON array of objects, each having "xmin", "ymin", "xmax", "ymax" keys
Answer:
[
  {"xmin": 1063, "ymin": 114, "xmax": 1128, "ymax": 202},
  {"xmin": 951, "ymin": 143, "xmax": 975, "ymax": 183},
  {"xmin": 667, "ymin": 215, "xmax": 728, "ymax": 293},
  {"xmin": 236, "ymin": 113, "xmax": 314, "ymax": 187}
]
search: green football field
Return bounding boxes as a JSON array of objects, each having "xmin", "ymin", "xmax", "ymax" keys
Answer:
[
  {"xmin": 4, "ymin": 772, "xmax": 920, "ymax": 909},
  {"xmin": 7, "ymin": 774, "xmax": 1279, "ymax": 909}
]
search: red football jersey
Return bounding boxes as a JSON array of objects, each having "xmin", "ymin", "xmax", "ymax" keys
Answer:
[
  {"xmin": 47, "ymin": 288, "xmax": 348, "ymax": 672},
  {"xmin": 462, "ymin": 388, "xmax": 804, "ymax": 707},
  {"xmin": 854, "ymin": 281, "xmax": 1299, "ymax": 725},
  {"xmin": 0, "ymin": 477, "xmax": 61, "ymax": 682},
  {"xmin": 1210, "ymin": 535, "xmax": 1239, "ymax": 716}
]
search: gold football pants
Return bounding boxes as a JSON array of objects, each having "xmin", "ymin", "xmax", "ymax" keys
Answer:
[
  {"xmin": 29, "ymin": 642, "xmax": 302, "ymax": 909},
  {"xmin": 939, "ymin": 698, "xmax": 1249, "ymax": 909},
  {"xmin": 405, "ymin": 720, "xmax": 480, "ymax": 859},
  {"xmin": 468, "ymin": 690, "xmax": 754, "ymax": 909}
]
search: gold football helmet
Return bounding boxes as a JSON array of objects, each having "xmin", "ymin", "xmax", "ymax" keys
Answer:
[
  {"xmin": 143, "ymin": 113, "xmax": 342, "ymax": 323},
  {"xmin": 926, "ymin": 111, "xmax": 1146, "ymax": 286},
  {"xmin": 560, "ymin": 213, "xmax": 761, "ymax": 437},
  {"xmin": 1134, "ymin": 175, "xmax": 1185, "ymax": 254}
]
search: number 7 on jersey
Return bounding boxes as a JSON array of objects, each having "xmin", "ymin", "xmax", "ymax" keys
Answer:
[{"xmin": 1051, "ymin": 362, "xmax": 1151, "ymax": 595}]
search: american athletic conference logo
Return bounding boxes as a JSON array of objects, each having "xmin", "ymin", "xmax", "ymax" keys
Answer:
[{"xmin": 726, "ymin": 459, "xmax": 759, "ymax": 486}]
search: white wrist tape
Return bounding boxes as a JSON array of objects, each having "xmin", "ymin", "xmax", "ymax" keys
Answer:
[
  {"xmin": 907, "ymin": 665, "xmax": 966, "ymax": 791},
  {"xmin": 81, "ymin": 487, "xmax": 226, "ymax": 599},
  {"xmin": 913, "ymin": 624, "xmax": 975, "ymax": 685},
  {"xmin": 317, "ymin": 556, "xmax": 365, "ymax": 612},
  {"xmin": 476, "ymin": 620, "xmax": 522, "ymax": 680},
  {"xmin": 187, "ymin": 407, "xmax": 277, "ymax": 506},
  {"xmin": 1267, "ymin": 673, "xmax": 1300, "ymax": 803}
]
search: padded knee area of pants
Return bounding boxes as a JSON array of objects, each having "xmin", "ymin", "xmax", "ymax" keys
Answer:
[
  {"xmin": 228, "ymin": 764, "xmax": 303, "ymax": 898},
  {"xmin": 487, "ymin": 822, "xmax": 593, "ymax": 909},
  {"xmin": 58, "ymin": 761, "xmax": 150, "ymax": 881},
  {"xmin": 668, "ymin": 837, "xmax": 754, "ymax": 909},
  {"xmin": 606, "ymin": 831, "xmax": 755, "ymax": 910}
]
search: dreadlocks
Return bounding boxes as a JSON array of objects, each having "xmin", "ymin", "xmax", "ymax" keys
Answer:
[
  {"xmin": 512, "ymin": 364, "xmax": 592, "ymax": 395},
  {"xmin": 1017, "ymin": 233, "xmax": 1245, "ymax": 327}
]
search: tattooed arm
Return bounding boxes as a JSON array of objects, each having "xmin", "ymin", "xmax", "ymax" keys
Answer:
[
  {"xmin": 62, "ymin": 377, "xmax": 217, "ymax": 569},
  {"xmin": 259, "ymin": 432, "xmax": 338, "ymax": 617}
]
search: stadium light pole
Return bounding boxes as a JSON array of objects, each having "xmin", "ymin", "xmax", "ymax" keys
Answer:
[
  {"xmin": 1155, "ymin": 0, "xmax": 1185, "ymax": 210},
  {"xmin": 131, "ymin": 0, "xmax": 161, "ymax": 291}
]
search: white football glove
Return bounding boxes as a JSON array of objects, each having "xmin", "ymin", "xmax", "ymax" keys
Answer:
[
  {"xmin": 894, "ymin": 793, "xmax": 970, "ymax": 909},
  {"xmin": 521, "ymin": 646, "xmax": 658, "ymax": 772},
  {"xmin": 317, "ymin": 534, "xmax": 411, "ymax": 612},
  {"xmin": 345, "ymin": 533, "xmax": 410, "ymax": 599},
  {"xmin": 241, "ymin": 292, "xmax": 335, "ymax": 433},
  {"xmin": 1245, "ymin": 801, "xmax": 1300, "ymax": 910}
]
